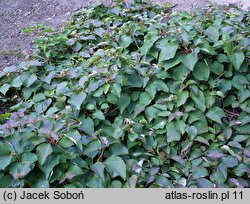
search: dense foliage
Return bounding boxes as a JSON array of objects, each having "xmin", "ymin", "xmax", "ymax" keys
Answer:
[{"xmin": 0, "ymin": 0, "xmax": 249, "ymax": 188}]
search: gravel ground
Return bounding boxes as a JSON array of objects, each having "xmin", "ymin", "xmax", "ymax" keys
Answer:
[{"xmin": 0, "ymin": 0, "xmax": 249, "ymax": 68}]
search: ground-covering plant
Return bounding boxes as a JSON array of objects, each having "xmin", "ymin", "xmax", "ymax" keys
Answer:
[{"xmin": 0, "ymin": 0, "xmax": 249, "ymax": 188}]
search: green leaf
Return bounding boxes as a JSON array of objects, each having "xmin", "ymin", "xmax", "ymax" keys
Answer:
[
  {"xmin": 33, "ymin": 93, "xmax": 46, "ymax": 103},
  {"xmin": 92, "ymin": 110, "xmax": 105, "ymax": 120},
  {"xmin": 154, "ymin": 80, "xmax": 169, "ymax": 93},
  {"xmin": 59, "ymin": 137, "xmax": 74, "ymax": 148},
  {"xmin": 94, "ymin": 27, "xmax": 105, "ymax": 37},
  {"xmin": 84, "ymin": 140, "xmax": 101, "ymax": 158},
  {"xmin": 161, "ymin": 58, "xmax": 181, "ymax": 70},
  {"xmin": 0, "ymin": 155, "xmax": 12, "ymax": 170},
  {"xmin": 112, "ymin": 117, "xmax": 124, "ymax": 139},
  {"xmin": 132, "ymin": 103, "xmax": 145, "ymax": 117},
  {"xmin": 193, "ymin": 62, "xmax": 210, "ymax": 81},
  {"xmin": 154, "ymin": 176, "xmax": 173, "ymax": 187},
  {"xmin": 80, "ymin": 117, "xmax": 94, "ymax": 135},
  {"xmin": 192, "ymin": 166, "xmax": 209, "ymax": 179},
  {"xmin": 206, "ymin": 107, "xmax": 225, "ymax": 125},
  {"xmin": 128, "ymin": 132, "xmax": 138, "ymax": 142},
  {"xmin": 11, "ymin": 76, "xmax": 22, "ymax": 88},
  {"xmin": 181, "ymin": 51, "xmax": 198, "ymax": 70},
  {"xmin": 191, "ymin": 95, "xmax": 206, "ymax": 112},
  {"xmin": 145, "ymin": 82, "xmax": 157, "ymax": 98},
  {"xmin": 221, "ymin": 156, "xmax": 238, "ymax": 168},
  {"xmin": 153, "ymin": 120, "xmax": 166, "ymax": 129},
  {"xmin": 117, "ymin": 94, "xmax": 131, "ymax": 113},
  {"xmin": 109, "ymin": 143, "xmax": 128, "ymax": 156},
  {"xmin": 65, "ymin": 129, "xmax": 82, "ymax": 150},
  {"xmin": 0, "ymin": 84, "xmax": 10, "ymax": 95},
  {"xmin": 119, "ymin": 35, "xmax": 132, "ymax": 48},
  {"xmin": 205, "ymin": 26, "xmax": 219, "ymax": 42},
  {"xmin": 206, "ymin": 94, "xmax": 215, "ymax": 108},
  {"xmin": 166, "ymin": 122, "xmax": 181, "ymax": 142},
  {"xmin": 0, "ymin": 143, "xmax": 11, "ymax": 155},
  {"xmin": 176, "ymin": 91, "xmax": 189, "ymax": 107},
  {"xmin": 68, "ymin": 92, "xmax": 86, "ymax": 110},
  {"xmin": 86, "ymin": 175, "xmax": 103, "ymax": 188},
  {"xmin": 22, "ymin": 153, "xmax": 38, "ymax": 163},
  {"xmin": 86, "ymin": 104, "xmax": 96, "ymax": 110},
  {"xmin": 159, "ymin": 40, "xmax": 179, "ymax": 62},
  {"xmin": 211, "ymin": 61, "xmax": 224, "ymax": 75},
  {"xmin": 63, "ymin": 165, "xmax": 83, "ymax": 181},
  {"xmin": 26, "ymin": 74, "xmax": 38, "ymax": 87},
  {"xmin": 196, "ymin": 178, "xmax": 213, "ymax": 188},
  {"xmin": 233, "ymin": 164, "xmax": 249, "ymax": 177},
  {"xmin": 145, "ymin": 106, "xmax": 161, "ymax": 121},
  {"xmin": 139, "ymin": 92, "xmax": 153, "ymax": 106},
  {"xmin": 33, "ymin": 180, "xmax": 49, "ymax": 188},
  {"xmin": 239, "ymin": 90, "xmax": 250, "ymax": 103},
  {"xmin": 88, "ymin": 81, "xmax": 99, "ymax": 92},
  {"xmin": 186, "ymin": 126, "xmax": 198, "ymax": 140},
  {"xmin": 210, "ymin": 164, "xmax": 227, "ymax": 184},
  {"xmin": 230, "ymin": 52, "xmax": 245, "ymax": 70},
  {"xmin": 40, "ymin": 154, "xmax": 60, "ymax": 179},
  {"xmin": 200, "ymin": 44, "xmax": 216, "ymax": 55},
  {"xmin": 104, "ymin": 156, "xmax": 127, "ymax": 180},
  {"xmin": 37, "ymin": 143, "xmax": 53, "ymax": 166},
  {"xmin": 195, "ymin": 136, "xmax": 210, "ymax": 146},
  {"xmin": 0, "ymin": 175, "xmax": 12, "ymax": 188},
  {"xmin": 56, "ymin": 82, "xmax": 68, "ymax": 94},
  {"xmin": 9, "ymin": 163, "xmax": 32, "ymax": 179},
  {"xmin": 140, "ymin": 34, "xmax": 159, "ymax": 55},
  {"xmin": 91, "ymin": 162, "xmax": 105, "ymax": 181},
  {"xmin": 111, "ymin": 84, "xmax": 121, "ymax": 98}
]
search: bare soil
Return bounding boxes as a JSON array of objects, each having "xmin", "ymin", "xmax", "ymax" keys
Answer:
[{"xmin": 0, "ymin": 0, "xmax": 249, "ymax": 68}]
